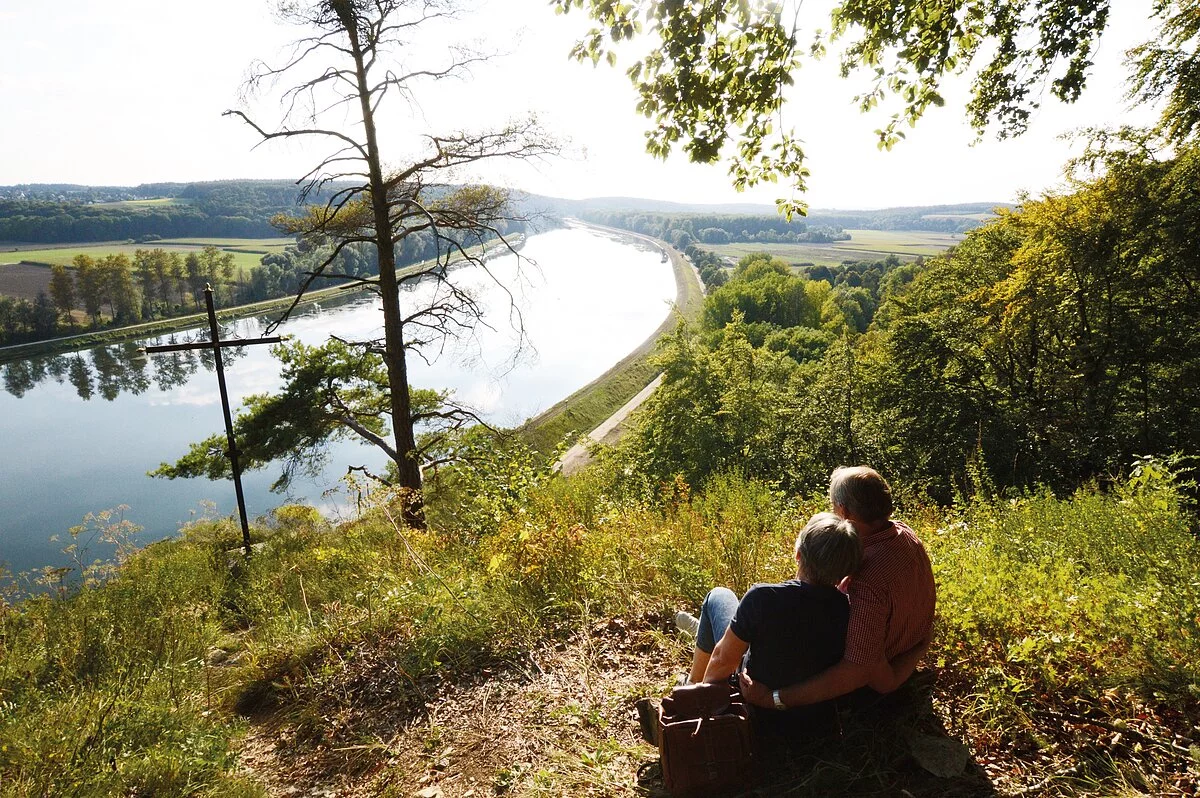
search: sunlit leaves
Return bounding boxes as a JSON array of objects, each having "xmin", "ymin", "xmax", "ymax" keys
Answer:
[
  {"xmin": 553, "ymin": 0, "xmax": 1200, "ymax": 207},
  {"xmin": 1128, "ymin": 3, "xmax": 1200, "ymax": 145}
]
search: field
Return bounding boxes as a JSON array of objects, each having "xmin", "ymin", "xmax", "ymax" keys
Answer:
[
  {"xmin": 706, "ymin": 228, "xmax": 963, "ymax": 268},
  {"xmin": 88, "ymin": 198, "xmax": 190, "ymax": 209},
  {"xmin": 0, "ymin": 237, "xmax": 293, "ymax": 274},
  {"xmin": 0, "ymin": 262, "xmax": 55, "ymax": 303}
]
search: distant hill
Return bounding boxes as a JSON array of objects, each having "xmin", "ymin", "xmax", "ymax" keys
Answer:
[
  {"xmin": 0, "ymin": 181, "xmax": 312, "ymax": 243},
  {"xmin": 515, "ymin": 193, "xmax": 1011, "ymax": 234},
  {"xmin": 0, "ymin": 180, "xmax": 1012, "ymax": 244}
]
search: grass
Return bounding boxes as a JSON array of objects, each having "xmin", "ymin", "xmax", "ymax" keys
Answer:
[
  {"xmin": 1, "ymin": 242, "xmax": 277, "ymax": 273},
  {"xmin": 2, "ymin": 462, "xmax": 1196, "ymax": 796},
  {"xmin": 156, "ymin": 238, "xmax": 293, "ymax": 253},
  {"xmin": 706, "ymin": 229, "xmax": 962, "ymax": 269}
]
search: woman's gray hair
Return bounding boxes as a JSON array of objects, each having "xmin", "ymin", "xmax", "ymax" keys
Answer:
[
  {"xmin": 794, "ymin": 511, "xmax": 862, "ymax": 586},
  {"xmin": 829, "ymin": 465, "xmax": 894, "ymax": 524}
]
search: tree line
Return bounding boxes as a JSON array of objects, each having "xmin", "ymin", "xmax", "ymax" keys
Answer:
[
  {"xmin": 0, "ymin": 200, "xmax": 276, "ymax": 243},
  {"xmin": 1, "ymin": 216, "xmax": 527, "ymax": 348},
  {"xmin": 0, "ymin": 181, "xmax": 320, "ymax": 244},
  {"xmin": 0, "ymin": 246, "xmax": 241, "ymax": 346},
  {"xmin": 584, "ymin": 210, "xmax": 851, "ymax": 249}
]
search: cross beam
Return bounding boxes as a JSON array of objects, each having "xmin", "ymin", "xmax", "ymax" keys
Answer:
[{"xmin": 142, "ymin": 285, "xmax": 282, "ymax": 556}]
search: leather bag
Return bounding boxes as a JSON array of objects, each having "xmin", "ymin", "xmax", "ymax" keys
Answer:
[{"xmin": 657, "ymin": 682, "xmax": 756, "ymax": 797}]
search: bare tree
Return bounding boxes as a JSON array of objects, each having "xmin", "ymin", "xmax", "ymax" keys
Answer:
[{"xmin": 157, "ymin": 0, "xmax": 557, "ymax": 526}]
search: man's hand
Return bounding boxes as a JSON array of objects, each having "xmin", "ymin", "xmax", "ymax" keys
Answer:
[
  {"xmin": 764, "ymin": 658, "xmax": 876, "ymax": 707},
  {"xmin": 737, "ymin": 671, "xmax": 773, "ymax": 709}
]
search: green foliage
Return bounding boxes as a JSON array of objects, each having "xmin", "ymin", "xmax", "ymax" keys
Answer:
[
  {"xmin": 613, "ymin": 317, "xmax": 803, "ymax": 490},
  {"xmin": 830, "ymin": 0, "xmax": 1110, "ymax": 144},
  {"xmin": 0, "ymin": 514, "xmax": 256, "ymax": 796},
  {"xmin": 0, "ymin": 293, "xmax": 57, "ymax": 347},
  {"xmin": 557, "ymin": 0, "xmax": 807, "ymax": 213},
  {"xmin": 48, "ymin": 264, "xmax": 75, "ymax": 324},
  {"xmin": 703, "ymin": 253, "xmax": 820, "ymax": 331},
  {"xmin": 1128, "ymin": 5, "xmax": 1200, "ymax": 146},
  {"xmin": 614, "ymin": 141, "xmax": 1200, "ymax": 503},
  {"xmin": 928, "ymin": 462, "xmax": 1200, "ymax": 739},
  {"xmin": 584, "ymin": 209, "xmax": 849, "ymax": 243},
  {"xmin": 869, "ymin": 141, "xmax": 1200, "ymax": 495},
  {"xmin": 425, "ymin": 429, "xmax": 559, "ymax": 539},
  {"xmin": 0, "ymin": 181, "xmax": 302, "ymax": 244}
]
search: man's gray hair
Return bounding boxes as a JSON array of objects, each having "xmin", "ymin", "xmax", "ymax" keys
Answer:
[
  {"xmin": 829, "ymin": 465, "xmax": 894, "ymax": 524},
  {"xmin": 794, "ymin": 511, "xmax": 862, "ymax": 586}
]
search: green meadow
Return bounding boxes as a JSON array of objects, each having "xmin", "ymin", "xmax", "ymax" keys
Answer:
[
  {"xmin": 707, "ymin": 228, "xmax": 963, "ymax": 268},
  {"xmin": 1, "ymin": 238, "xmax": 293, "ymax": 272},
  {"xmin": 88, "ymin": 198, "xmax": 191, "ymax": 209}
]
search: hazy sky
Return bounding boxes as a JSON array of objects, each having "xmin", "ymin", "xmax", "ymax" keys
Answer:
[{"xmin": 0, "ymin": 0, "xmax": 1160, "ymax": 209}]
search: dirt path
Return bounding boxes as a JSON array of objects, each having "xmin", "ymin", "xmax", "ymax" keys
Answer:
[
  {"xmin": 556, "ymin": 374, "xmax": 663, "ymax": 476},
  {"xmin": 234, "ymin": 614, "xmax": 684, "ymax": 797}
]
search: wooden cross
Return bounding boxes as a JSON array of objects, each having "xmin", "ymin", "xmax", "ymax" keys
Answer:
[{"xmin": 142, "ymin": 285, "xmax": 282, "ymax": 556}]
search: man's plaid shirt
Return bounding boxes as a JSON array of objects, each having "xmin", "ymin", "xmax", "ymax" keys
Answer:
[{"xmin": 843, "ymin": 520, "xmax": 936, "ymax": 666}]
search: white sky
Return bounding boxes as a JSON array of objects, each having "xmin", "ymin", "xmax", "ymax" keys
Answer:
[{"xmin": 0, "ymin": 0, "xmax": 1161, "ymax": 210}]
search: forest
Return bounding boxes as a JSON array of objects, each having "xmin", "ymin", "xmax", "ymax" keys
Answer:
[
  {"xmin": 609, "ymin": 137, "xmax": 1200, "ymax": 502},
  {"xmin": 581, "ymin": 206, "xmax": 996, "ymax": 243},
  {"xmin": 0, "ymin": 181, "xmax": 309, "ymax": 243},
  {"xmin": 582, "ymin": 209, "xmax": 851, "ymax": 247}
]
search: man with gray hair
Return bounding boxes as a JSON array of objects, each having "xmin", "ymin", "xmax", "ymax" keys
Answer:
[
  {"xmin": 677, "ymin": 512, "xmax": 863, "ymax": 736},
  {"xmin": 740, "ymin": 465, "xmax": 936, "ymax": 711}
]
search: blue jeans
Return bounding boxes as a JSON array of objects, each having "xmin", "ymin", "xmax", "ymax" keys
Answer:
[{"xmin": 696, "ymin": 587, "xmax": 739, "ymax": 653}]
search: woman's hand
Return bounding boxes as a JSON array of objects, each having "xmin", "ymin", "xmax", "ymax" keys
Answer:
[{"xmin": 737, "ymin": 671, "xmax": 773, "ymax": 709}]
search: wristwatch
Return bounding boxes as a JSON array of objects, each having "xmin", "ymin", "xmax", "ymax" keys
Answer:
[{"xmin": 772, "ymin": 689, "xmax": 786, "ymax": 710}]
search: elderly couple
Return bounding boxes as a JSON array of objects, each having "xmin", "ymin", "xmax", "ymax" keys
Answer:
[{"xmin": 679, "ymin": 465, "xmax": 936, "ymax": 737}]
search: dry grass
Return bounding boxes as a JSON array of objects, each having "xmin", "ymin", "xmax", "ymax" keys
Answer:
[
  {"xmin": 232, "ymin": 612, "xmax": 686, "ymax": 797},
  {"xmin": 227, "ymin": 612, "xmax": 1012, "ymax": 798}
]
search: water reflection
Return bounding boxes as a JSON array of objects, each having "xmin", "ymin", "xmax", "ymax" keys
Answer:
[
  {"xmin": 0, "ymin": 227, "xmax": 677, "ymax": 576},
  {"xmin": 3, "ymin": 330, "xmax": 251, "ymax": 401}
]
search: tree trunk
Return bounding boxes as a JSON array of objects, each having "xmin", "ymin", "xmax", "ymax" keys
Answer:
[{"xmin": 338, "ymin": 3, "xmax": 425, "ymax": 527}]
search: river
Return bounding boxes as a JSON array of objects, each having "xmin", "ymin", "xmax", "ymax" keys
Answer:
[{"xmin": 0, "ymin": 225, "xmax": 675, "ymax": 577}]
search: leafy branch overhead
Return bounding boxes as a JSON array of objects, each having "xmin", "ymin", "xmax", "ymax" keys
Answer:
[
  {"xmin": 556, "ymin": 0, "xmax": 807, "ymax": 213},
  {"xmin": 554, "ymin": 0, "xmax": 1200, "ymax": 212}
]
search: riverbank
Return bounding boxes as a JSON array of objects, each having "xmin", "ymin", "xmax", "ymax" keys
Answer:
[{"xmin": 519, "ymin": 222, "xmax": 704, "ymax": 455}]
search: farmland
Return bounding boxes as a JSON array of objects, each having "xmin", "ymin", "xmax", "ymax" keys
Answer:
[
  {"xmin": 0, "ymin": 263, "xmax": 57, "ymax": 303},
  {"xmin": 88, "ymin": 198, "xmax": 190, "ymax": 209},
  {"xmin": 0, "ymin": 237, "xmax": 293, "ymax": 274},
  {"xmin": 704, "ymin": 228, "xmax": 962, "ymax": 269}
]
